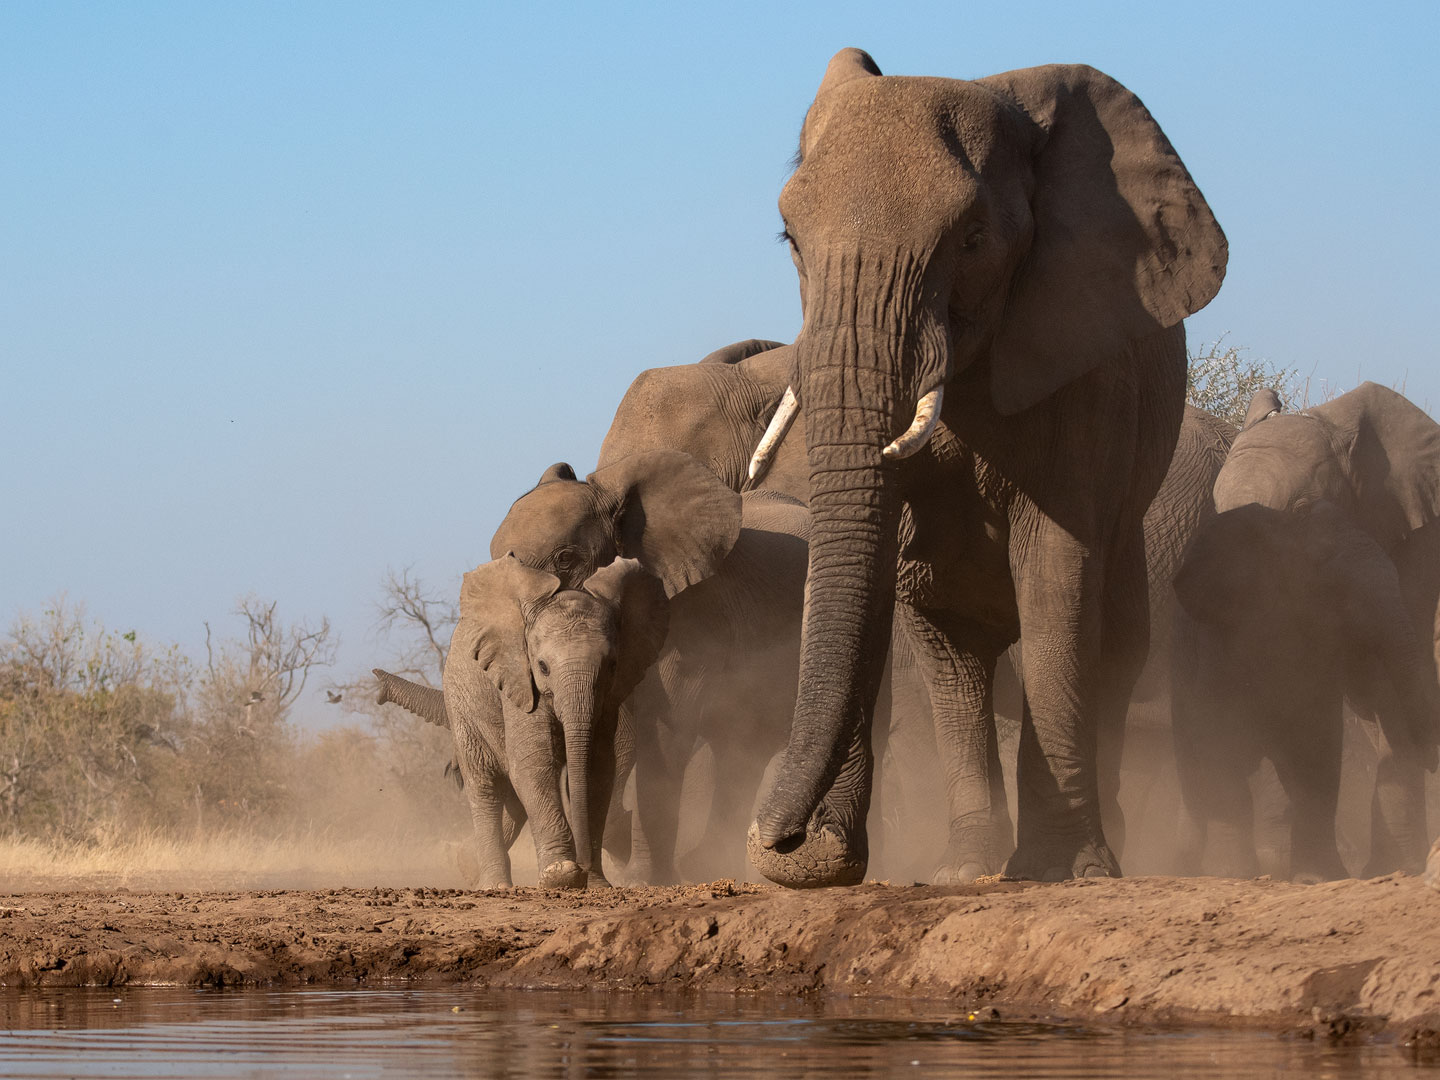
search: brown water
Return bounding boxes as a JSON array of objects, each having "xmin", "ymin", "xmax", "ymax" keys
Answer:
[{"xmin": 0, "ymin": 988, "xmax": 1431, "ymax": 1078}]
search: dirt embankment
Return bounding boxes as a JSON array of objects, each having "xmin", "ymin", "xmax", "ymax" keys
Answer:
[{"xmin": 3, "ymin": 875, "xmax": 1440, "ymax": 1039}]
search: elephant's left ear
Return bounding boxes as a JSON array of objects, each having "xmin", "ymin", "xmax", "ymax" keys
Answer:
[
  {"xmin": 459, "ymin": 556, "xmax": 561, "ymax": 713},
  {"xmin": 978, "ymin": 65, "xmax": 1229, "ymax": 415},
  {"xmin": 582, "ymin": 558, "xmax": 670, "ymax": 706},
  {"xmin": 1311, "ymin": 382, "xmax": 1440, "ymax": 549},
  {"xmin": 588, "ymin": 450, "xmax": 742, "ymax": 598}
]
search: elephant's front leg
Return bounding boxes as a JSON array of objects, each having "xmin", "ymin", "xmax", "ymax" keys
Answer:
[
  {"xmin": 1360, "ymin": 711, "xmax": 1430, "ymax": 876},
  {"xmin": 1270, "ymin": 701, "xmax": 1348, "ymax": 883},
  {"xmin": 460, "ymin": 769, "xmax": 525, "ymax": 890},
  {"xmin": 1005, "ymin": 525, "xmax": 1118, "ymax": 881},
  {"xmin": 898, "ymin": 602, "xmax": 1011, "ymax": 882},
  {"xmin": 506, "ymin": 724, "xmax": 586, "ymax": 890},
  {"xmin": 578, "ymin": 710, "xmax": 620, "ymax": 888}
]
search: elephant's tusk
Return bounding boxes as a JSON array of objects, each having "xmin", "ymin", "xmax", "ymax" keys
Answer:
[
  {"xmin": 882, "ymin": 386, "xmax": 944, "ymax": 460},
  {"xmin": 747, "ymin": 386, "xmax": 799, "ymax": 483}
]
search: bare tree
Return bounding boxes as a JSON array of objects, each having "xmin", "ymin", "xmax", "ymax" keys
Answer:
[
  {"xmin": 187, "ymin": 597, "xmax": 337, "ymax": 828},
  {"xmin": 371, "ymin": 567, "xmax": 457, "ymax": 684},
  {"xmin": 1186, "ymin": 337, "xmax": 1298, "ymax": 428}
]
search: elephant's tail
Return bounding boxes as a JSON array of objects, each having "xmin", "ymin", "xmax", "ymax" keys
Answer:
[{"xmin": 373, "ymin": 668, "xmax": 449, "ymax": 728}]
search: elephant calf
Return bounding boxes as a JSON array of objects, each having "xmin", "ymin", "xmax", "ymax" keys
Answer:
[
  {"xmin": 375, "ymin": 556, "xmax": 663, "ymax": 890},
  {"xmin": 486, "ymin": 470, "xmax": 813, "ymax": 885}
]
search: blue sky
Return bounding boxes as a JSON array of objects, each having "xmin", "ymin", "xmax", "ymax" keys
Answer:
[{"xmin": 3, "ymin": 2, "xmax": 1436, "ymax": 728}]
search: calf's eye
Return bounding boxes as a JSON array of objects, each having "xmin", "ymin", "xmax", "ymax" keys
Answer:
[{"xmin": 537, "ymin": 660, "xmax": 550, "ymax": 676}]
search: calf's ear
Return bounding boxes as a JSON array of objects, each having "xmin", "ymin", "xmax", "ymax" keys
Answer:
[
  {"xmin": 458, "ymin": 556, "xmax": 561, "ymax": 713},
  {"xmin": 582, "ymin": 557, "xmax": 670, "ymax": 706}
]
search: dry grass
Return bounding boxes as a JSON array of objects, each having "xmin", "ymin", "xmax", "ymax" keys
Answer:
[{"xmin": 0, "ymin": 825, "xmax": 517, "ymax": 893}]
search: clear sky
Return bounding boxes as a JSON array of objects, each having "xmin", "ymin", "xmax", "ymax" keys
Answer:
[{"xmin": 3, "ymin": 1, "xmax": 1436, "ymax": 728}]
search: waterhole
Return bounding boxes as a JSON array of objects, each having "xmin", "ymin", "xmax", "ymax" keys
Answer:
[{"xmin": 0, "ymin": 988, "xmax": 1425, "ymax": 1077}]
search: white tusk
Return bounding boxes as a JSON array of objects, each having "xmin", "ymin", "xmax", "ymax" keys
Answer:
[
  {"xmin": 882, "ymin": 386, "xmax": 944, "ymax": 460},
  {"xmin": 747, "ymin": 386, "xmax": 799, "ymax": 482}
]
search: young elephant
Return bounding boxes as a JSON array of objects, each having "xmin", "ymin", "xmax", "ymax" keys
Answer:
[
  {"xmin": 375, "ymin": 556, "xmax": 665, "ymax": 889},
  {"xmin": 492, "ymin": 464, "xmax": 812, "ymax": 884}
]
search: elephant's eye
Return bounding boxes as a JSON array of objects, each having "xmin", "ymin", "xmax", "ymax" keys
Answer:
[
  {"xmin": 537, "ymin": 659, "xmax": 550, "ymax": 677},
  {"xmin": 960, "ymin": 222, "xmax": 986, "ymax": 250}
]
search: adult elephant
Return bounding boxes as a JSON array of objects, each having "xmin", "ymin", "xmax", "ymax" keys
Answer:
[
  {"xmin": 1172, "ymin": 384, "xmax": 1440, "ymax": 879},
  {"xmin": 598, "ymin": 339, "xmax": 809, "ymax": 503},
  {"xmin": 744, "ymin": 49, "xmax": 1227, "ymax": 885}
]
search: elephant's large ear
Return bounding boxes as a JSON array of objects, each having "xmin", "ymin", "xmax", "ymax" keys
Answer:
[
  {"xmin": 587, "ymin": 450, "xmax": 742, "ymax": 598},
  {"xmin": 581, "ymin": 557, "xmax": 670, "ymax": 707},
  {"xmin": 1311, "ymin": 382, "xmax": 1440, "ymax": 549},
  {"xmin": 458, "ymin": 556, "xmax": 561, "ymax": 713},
  {"xmin": 978, "ymin": 65, "xmax": 1228, "ymax": 416}
]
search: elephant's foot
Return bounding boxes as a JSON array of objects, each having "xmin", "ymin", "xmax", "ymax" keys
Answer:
[
  {"xmin": 585, "ymin": 871, "xmax": 614, "ymax": 890},
  {"xmin": 467, "ymin": 870, "xmax": 515, "ymax": 891},
  {"xmin": 746, "ymin": 818, "xmax": 867, "ymax": 890},
  {"xmin": 1290, "ymin": 855, "xmax": 1348, "ymax": 884},
  {"xmin": 616, "ymin": 857, "xmax": 679, "ymax": 886},
  {"xmin": 538, "ymin": 859, "xmax": 588, "ymax": 890},
  {"xmin": 933, "ymin": 861, "xmax": 990, "ymax": 885},
  {"xmin": 1423, "ymin": 837, "xmax": 1440, "ymax": 891},
  {"xmin": 932, "ymin": 825, "xmax": 1014, "ymax": 884},
  {"xmin": 1362, "ymin": 838, "xmax": 1427, "ymax": 878},
  {"xmin": 456, "ymin": 845, "xmax": 513, "ymax": 890},
  {"xmin": 1003, "ymin": 836, "xmax": 1120, "ymax": 882}
]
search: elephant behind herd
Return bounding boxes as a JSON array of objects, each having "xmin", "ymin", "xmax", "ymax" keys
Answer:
[{"xmin": 373, "ymin": 50, "xmax": 1439, "ymax": 889}]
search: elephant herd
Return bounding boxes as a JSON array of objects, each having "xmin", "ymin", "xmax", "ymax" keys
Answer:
[{"xmin": 373, "ymin": 49, "xmax": 1440, "ymax": 890}]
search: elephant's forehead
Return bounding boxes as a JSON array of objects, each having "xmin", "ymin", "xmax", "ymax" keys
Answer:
[
  {"xmin": 1233, "ymin": 414, "xmax": 1332, "ymax": 456},
  {"xmin": 531, "ymin": 592, "xmax": 614, "ymax": 638},
  {"xmin": 491, "ymin": 483, "xmax": 604, "ymax": 559},
  {"xmin": 1216, "ymin": 417, "xmax": 1343, "ymax": 512},
  {"xmin": 786, "ymin": 77, "xmax": 998, "ymax": 233}
]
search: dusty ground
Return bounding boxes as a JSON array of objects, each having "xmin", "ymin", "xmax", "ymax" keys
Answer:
[{"xmin": 3, "ymin": 874, "xmax": 1440, "ymax": 1043}]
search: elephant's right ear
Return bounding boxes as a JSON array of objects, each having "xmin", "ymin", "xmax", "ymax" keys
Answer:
[
  {"xmin": 1242, "ymin": 389, "xmax": 1284, "ymax": 431},
  {"xmin": 1312, "ymin": 382, "xmax": 1440, "ymax": 549},
  {"xmin": 978, "ymin": 64, "xmax": 1228, "ymax": 415},
  {"xmin": 458, "ymin": 556, "xmax": 561, "ymax": 713},
  {"xmin": 587, "ymin": 450, "xmax": 742, "ymax": 598}
]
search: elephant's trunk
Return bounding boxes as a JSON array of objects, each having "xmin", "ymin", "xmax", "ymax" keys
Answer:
[
  {"xmin": 372, "ymin": 668, "xmax": 448, "ymax": 728},
  {"xmin": 750, "ymin": 252, "xmax": 945, "ymax": 886},
  {"xmin": 555, "ymin": 671, "xmax": 600, "ymax": 872}
]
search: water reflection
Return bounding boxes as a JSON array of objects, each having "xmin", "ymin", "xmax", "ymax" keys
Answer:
[{"xmin": 0, "ymin": 988, "xmax": 1428, "ymax": 1078}]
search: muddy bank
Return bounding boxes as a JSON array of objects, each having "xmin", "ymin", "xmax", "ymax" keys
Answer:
[{"xmin": 3, "ymin": 875, "xmax": 1440, "ymax": 1039}]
